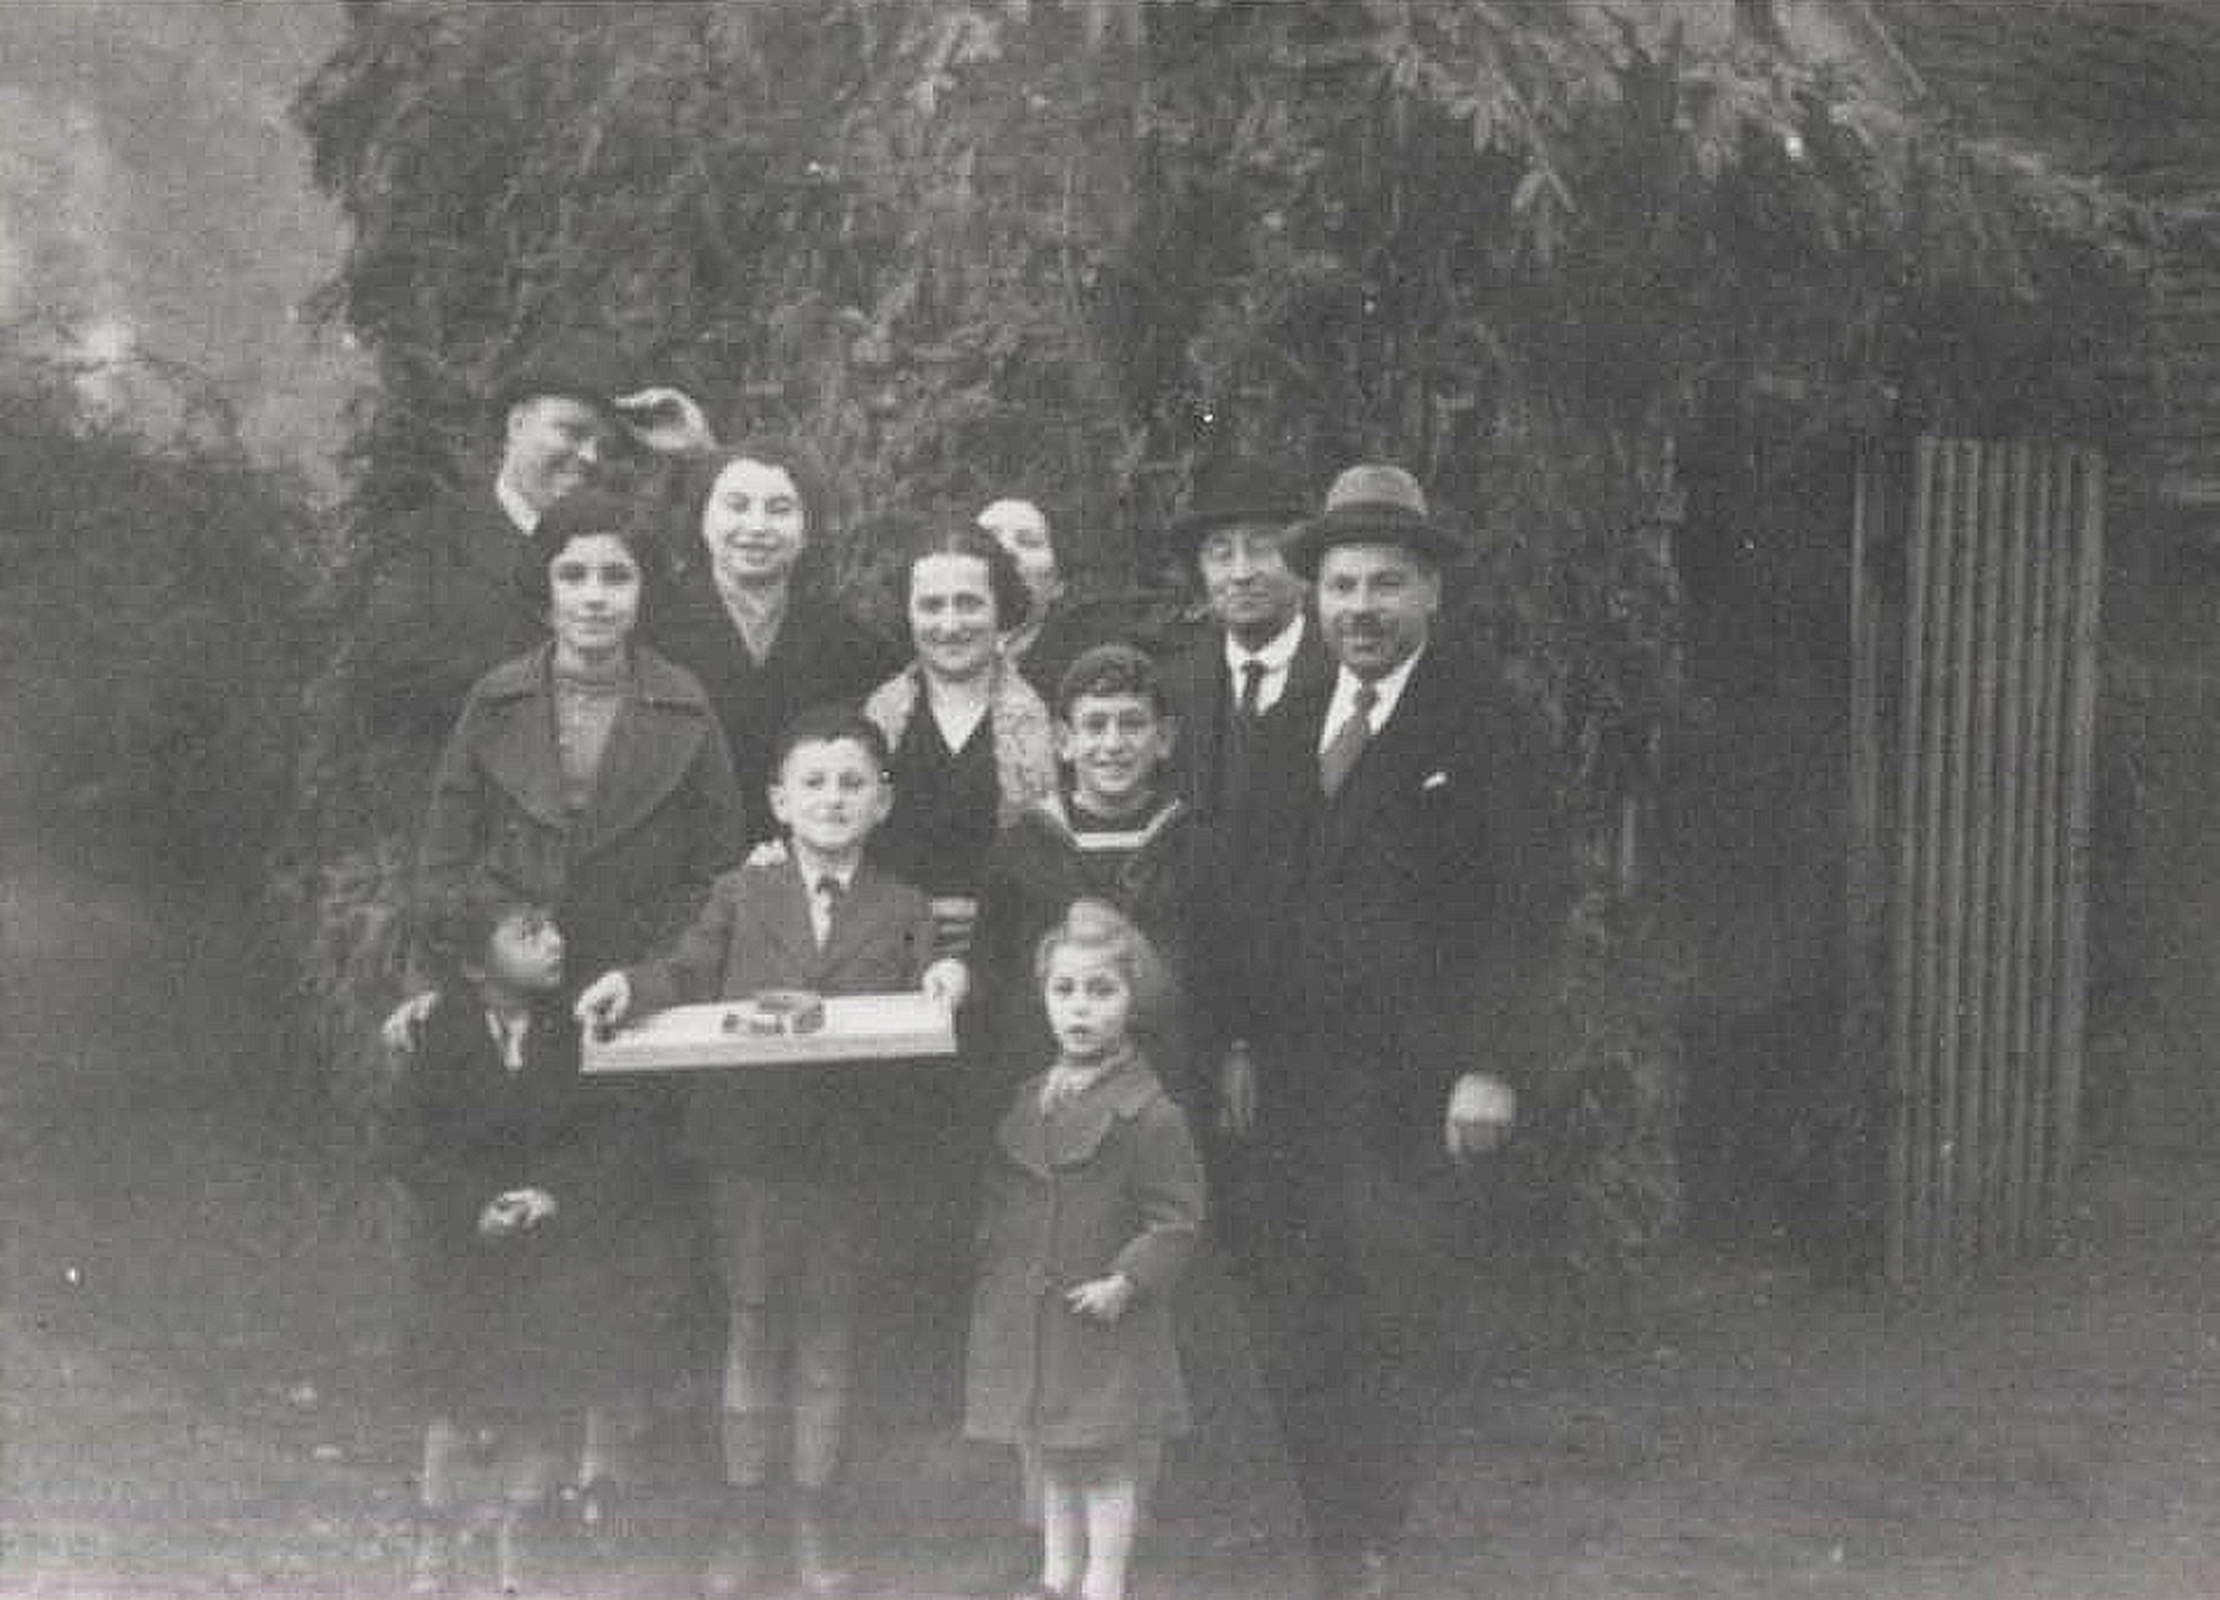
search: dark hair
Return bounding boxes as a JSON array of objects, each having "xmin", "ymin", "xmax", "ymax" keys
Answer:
[
  {"xmin": 891, "ymin": 523, "xmax": 1030, "ymax": 638},
  {"xmin": 418, "ymin": 875, "xmax": 554, "ymax": 988},
  {"xmin": 1054, "ymin": 642, "xmax": 1170, "ymax": 720},
  {"xmin": 771, "ymin": 704, "xmax": 892, "ymax": 782},
  {"xmin": 678, "ymin": 436, "xmax": 834, "ymax": 555},
  {"xmin": 1032, "ymin": 898, "xmax": 1171, "ymax": 1032},
  {"xmin": 517, "ymin": 488, "xmax": 665, "ymax": 608}
]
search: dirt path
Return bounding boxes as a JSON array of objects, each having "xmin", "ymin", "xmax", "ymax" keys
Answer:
[{"xmin": 7, "ymin": 808, "xmax": 2220, "ymax": 1598}]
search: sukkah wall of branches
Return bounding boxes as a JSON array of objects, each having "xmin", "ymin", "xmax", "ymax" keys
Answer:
[{"xmin": 291, "ymin": 0, "xmax": 2144, "ymax": 1300}]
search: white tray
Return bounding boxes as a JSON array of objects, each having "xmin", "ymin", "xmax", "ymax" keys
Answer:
[{"xmin": 582, "ymin": 993, "xmax": 958, "ymax": 1074}]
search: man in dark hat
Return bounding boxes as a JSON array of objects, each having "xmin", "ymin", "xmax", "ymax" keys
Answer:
[
  {"xmin": 1160, "ymin": 456, "xmax": 1335, "ymax": 821},
  {"xmin": 354, "ymin": 330, "xmax": 649, "ymax": 743},
  {"xmin": 1229, "ymin": 463, "xmax": 1570, "ymax": 1599}
]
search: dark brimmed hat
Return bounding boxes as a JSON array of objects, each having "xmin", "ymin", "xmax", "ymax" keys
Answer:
[
  {"xmin": 1282, "ymin": 463, "xmax": 1465, "ymax": 579},
  {"xmin": 1165, "ymin": 456, "xmax": 1314, "ymax": 561},
  {"xmin": 487, "ymin": 330, "xmax": 641, "ymax": 422}
]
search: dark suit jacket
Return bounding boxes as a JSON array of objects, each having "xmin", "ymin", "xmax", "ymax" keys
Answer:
[
  {"xmin": 416, "ymin": 644, "xmax": 749, "ymax": 983},
  {"xmin": 649, "ymin": 575, "xmax": 902, "ymax": 845},
  {"xmin": 1269, "ymin": 644, "xmax": 1570, "ymax": 1169},
  {"xmin": 1163, "ymin": 616, "xmax": 1336, "ymax": 823},
  {"xmin": 626, "ymin": 857, "xmax": 938, "ymax": 1177},
  {"xmin": 357, "ymin": 485, "xmax": 544, "ymax": 741}
]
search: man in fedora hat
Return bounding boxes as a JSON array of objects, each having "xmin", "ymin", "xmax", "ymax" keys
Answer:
[
  {"xmin": 1226, "ymin": 463, "xmax": 1569, "ymax": 1598},
  {"xmin": 355, "ymin": 328, "xmax": 691, "ymax": 743},
  {"xmin": 1160, "ymin": 455, "xmax": 1336, "ymax": 823}
]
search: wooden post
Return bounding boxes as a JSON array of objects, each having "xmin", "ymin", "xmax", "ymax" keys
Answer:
[
  {"xmin": 2053, "ymin": 450, "xmax": 2104, "ymax": 1205},
  {"xmin": 1996, "ymin": 440, "xmax": 2038, "ymax": 1258},
  {"xmin": 1891, "ymin": 437, "xmax": 1940, "ymax": 1289}
]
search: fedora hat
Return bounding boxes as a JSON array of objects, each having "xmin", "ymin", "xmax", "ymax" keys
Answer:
[
  {"xmin": 487, "ymin": 329, "xmax": 643, "ymax": 422},
  {"xmin": 1282, "ymin": 462, "xmax": 1464, "ymax": 579},
  {"xmin": 1165, "ymin": 455, "xmax": 1314, "ymax": 561}
]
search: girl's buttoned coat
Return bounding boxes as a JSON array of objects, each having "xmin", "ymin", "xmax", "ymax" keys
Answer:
[{"xmin": 964, "ymin": 1056, "xmax": 1204, "ymax": 1451}]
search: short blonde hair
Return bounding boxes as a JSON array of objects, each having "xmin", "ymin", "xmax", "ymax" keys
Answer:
[{"xmin": 1033, "ymin": 898, "xmax": 1171, "ymax": 1029}]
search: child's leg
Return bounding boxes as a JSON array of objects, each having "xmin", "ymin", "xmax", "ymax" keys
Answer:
[
  {"xmin": 1037, "ymin": 1451, "xmax": 1086, "ymax": 1597},
  {"xmin": 494, "ymin": 1425, "xmax": 563, "ymax": 1596},
  {"xmin": 710, "ymin": 1174, "xmax": 786, "ymax": 1488},
  {"xmin": 1075, "ymin": 1447, "xmax": 1143, "ymax": 1600},
  {"xmin": 419, "ymin": 1417, "xmax": 466, "ymax": 1514},
  {"xmin": 411, "ymin": 1419, "xmax": 464, "ymax": 1594},
  {"xmin": 789, "ymin": 1187, "xmax": 864, "ymax": 1594}
]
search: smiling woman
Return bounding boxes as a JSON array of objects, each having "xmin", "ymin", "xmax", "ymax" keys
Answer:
[
  {"xmin": 861, "ymin": 523, "xmax": 1057, "ymax": 914},
  {"xmin": 648, "ymin": 439, "xmax": 901, "ymax": 848}
]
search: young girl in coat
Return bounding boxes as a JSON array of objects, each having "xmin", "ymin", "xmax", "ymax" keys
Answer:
[{"xmin": 964, "ymin": 899, "xmax": 1206, "ymax": 1600}]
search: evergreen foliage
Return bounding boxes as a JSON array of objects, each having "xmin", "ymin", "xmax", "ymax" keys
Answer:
[
  {"xmin": 293, "ymin": 0, "xmax": 2142, "ymax": 1290},
  {"xmin": 0, "ymin": 334, "xmax": 322, "ymax": 873}
]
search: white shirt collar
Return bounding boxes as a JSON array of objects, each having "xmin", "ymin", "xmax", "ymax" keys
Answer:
[
  {"xmin": 1319, "ymin": 643, "xmax": 1426, "ymax": 750},
  {"xmin": 493, "ymin": 470, "xmax": 540, "ymax": 535},
  {"xmin": 1222, "ymin": 610, "xmax": 1306, "ymax": 678},
  {"xmin": 791, "ymin": 843, "xmax": 859, "ymax": 893}
]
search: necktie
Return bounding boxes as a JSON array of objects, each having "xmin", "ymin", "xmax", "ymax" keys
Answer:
[
  {"xmin": 1237, "ymin": 659, "xmax": 1266, "ymax": 720},
  {"xmin": 814, "ymin": 873, "xmax": 844, "ymax": 946},
  {"xmin": 491, "ymin": 1013, "xmax": 527, "ymax": 1074},
  {"xmin": 1318, "ymin": 682, "xmax": 1378, "ymax": 799}
]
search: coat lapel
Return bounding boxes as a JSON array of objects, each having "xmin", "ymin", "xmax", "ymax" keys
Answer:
[
  {"xmin": 1310, "ymin": 648, "xmax": 1454, "ymax": 873},
  {"xmin": 475, "ymin": 653, "xmax": 570, "ymax": 829},
  {"xmin": 757, "ymin": 858, "xmax": 820, "ymax": 970},
  {"xmin": 995, "ymin": 1057, "xmax": 1163, "ymax": 1176},
  {"xmin": 571, "ymin": 652, "xmax": 713, "ymax": 859},
  {"xmin": 816, "ymin": 862, "xmax": 904, "ymax": 977}
]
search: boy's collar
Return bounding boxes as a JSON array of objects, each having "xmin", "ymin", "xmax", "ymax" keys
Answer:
[{"xmin": 788, "ymin": 839, "xmax": 863, "ymax": 884}]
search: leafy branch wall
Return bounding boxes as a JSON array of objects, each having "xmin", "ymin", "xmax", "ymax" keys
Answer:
[{"xmin": 292, "ymin": 0, "xmax": 2139, "ymax": 1286}]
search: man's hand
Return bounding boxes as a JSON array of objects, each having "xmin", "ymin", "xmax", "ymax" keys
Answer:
[
  {"xmin": 1065, "ymin": 1273, "xmax": 1136, "ymax": 1323},
  {"xmin": 1445, "ymin": 1072, "xmax": 1517, "ymax": 1162},
  {"xmin": 573, "ymin": 971, "xmax": 632, "ymax": 1032},
  {"xmin": 1217, "ymin": 1042, "xmax": 1258, "ymax": 1138},
  {"xmin": 380, "ymin": 991, "xmax": 437, "ymax": 1058},
  {"xmin": 612, "ymin": 385, "xmax": 718, "ymax": 456}
]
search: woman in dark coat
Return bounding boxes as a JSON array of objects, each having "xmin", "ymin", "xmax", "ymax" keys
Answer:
[
  {"xmin": 416, "ymin": 487, "xmax": 747, "ymax": 1520},
  {"xmin": 649, "ymin": 438, "xmax": 902, "ymax": 843}
]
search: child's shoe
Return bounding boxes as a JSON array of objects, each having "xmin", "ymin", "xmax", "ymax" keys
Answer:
[{"xmin": 701, "ymin": 1484, "xmax": 771, "ymax": 1599}]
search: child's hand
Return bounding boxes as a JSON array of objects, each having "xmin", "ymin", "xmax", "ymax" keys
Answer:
[
  {"xmin": 573, "ymin": 971, "xmax": 632, "ymax": 1032},
  {"xmin": 745, "ymin": 837, "xmax": 790, "ymax": 868},
  {"xmin": 380, "ymin": 991, "xmax": 437, "ymax": 1059},
  {"xmin": 502, "ymin": 1186, "xmax": 558, "ymax": 1226},
  {"xmin": 1065, "ymin": 1273, "xmax": 1135, "ymax": 1323},
  {"xmin": 920, "ymin": 958, "xmax": 969, "ymax": 1009},
  {"xmin": 477, "ymin": 1187, "xmax": 558, "ymax": 1239},
  {"xmin": 477, "ymin": 1194, "xmax": 528, "ymax": 1238}
]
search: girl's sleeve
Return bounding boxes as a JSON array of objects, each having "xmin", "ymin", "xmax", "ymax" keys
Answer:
[
  {"xmin": 414, "ymin": 692, "xmax": 491, "ymax": 909},
  {"xmin": 1107, "ymin": 1101, "xmax": 1206, "ymax": 1299}
]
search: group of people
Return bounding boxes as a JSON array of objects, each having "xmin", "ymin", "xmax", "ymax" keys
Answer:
[{"xmin": 361, "ymin": 332, "xmax": 1570, "ymax": 1600}]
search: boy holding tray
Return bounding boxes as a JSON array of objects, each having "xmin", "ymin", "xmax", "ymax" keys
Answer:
[{"xmin": 575, "ymin": 706, "xmax": 966, "ymax": 1597}]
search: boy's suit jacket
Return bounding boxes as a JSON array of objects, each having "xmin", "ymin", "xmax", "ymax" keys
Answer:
[{"xmin": 625, "ymin": 857, "xmax": 938, "ymax": 1176}]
